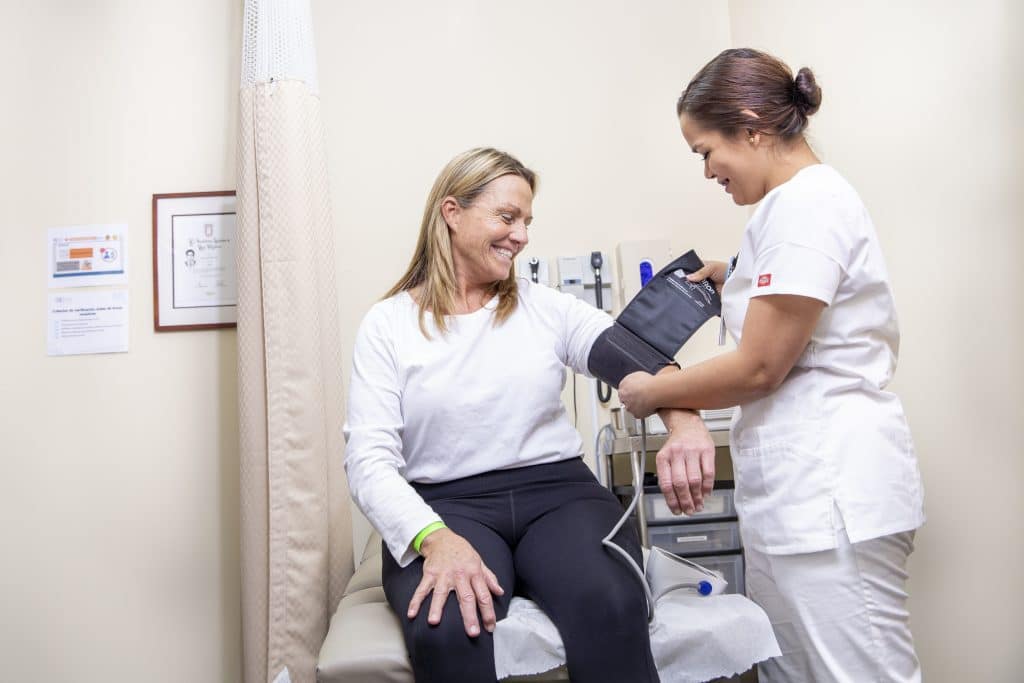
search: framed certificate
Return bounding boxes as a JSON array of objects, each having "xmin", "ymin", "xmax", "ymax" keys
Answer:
[{"xmin": 152, "ymin": 191, "xmax": 237, "ymax": 331}]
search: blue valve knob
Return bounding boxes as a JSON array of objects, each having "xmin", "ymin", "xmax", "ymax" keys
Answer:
[{"xmin": 639, "ymin": 260, "xmax": 654, "ymax": 287}]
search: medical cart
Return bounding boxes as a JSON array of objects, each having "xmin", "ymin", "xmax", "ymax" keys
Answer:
[{"xmin": 605, "ymin": 424, "xmax": 747, "ymax": 596}]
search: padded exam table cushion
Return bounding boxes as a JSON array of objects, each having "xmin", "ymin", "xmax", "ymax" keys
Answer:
[{"xmin": 316, "ymin": 534, "xmax": 567, "ymax": 683}]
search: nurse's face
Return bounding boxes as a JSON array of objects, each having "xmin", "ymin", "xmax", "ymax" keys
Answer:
[
  {"xmin": 444, "ymin": 174, "xmax": 533, "ymax": 288},
  {"xmin": 680, "ymin": 114, "xmax": 770, "ymax": 206}
]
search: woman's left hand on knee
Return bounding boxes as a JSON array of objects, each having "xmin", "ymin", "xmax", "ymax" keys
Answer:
[{"xmin": 409, "ymin": 528, "xmax": 505, "ymax": 637}]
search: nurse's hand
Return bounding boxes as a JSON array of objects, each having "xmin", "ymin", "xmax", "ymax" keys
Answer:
[
  {"xmin": 656, "ymin": 409, "xmax": 716, "ymax": 514},
  {"xmin": 409, "ymin": 528, "xmax": 505, "ymax": 638},
  {"xmin": 686, "ymin": 260, "xmax": 729, "ymax": 294},
  {"xmin": 618, "ymin": 371, "xmax": 659, "ymax": 418}
]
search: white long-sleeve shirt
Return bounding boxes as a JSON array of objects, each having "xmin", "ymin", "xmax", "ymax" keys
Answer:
[{"xmin": 344, "ymin": 278, "xmax": 612, "ymax": 566}]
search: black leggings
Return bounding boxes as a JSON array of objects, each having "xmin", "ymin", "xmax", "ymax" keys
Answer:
[{"xmin": 382, "ymin": 458, "xmax": 660, "ymax": 683}]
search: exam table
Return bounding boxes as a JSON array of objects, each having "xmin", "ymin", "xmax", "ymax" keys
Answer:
[{"xmin": 316, "ymin": 531, "xmax": 769, "ymax": 682}]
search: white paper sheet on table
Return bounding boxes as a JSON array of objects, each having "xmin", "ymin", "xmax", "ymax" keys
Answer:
[{"xmin": 493, "ymin": 593, "xmax": 780, "ymax": 682}]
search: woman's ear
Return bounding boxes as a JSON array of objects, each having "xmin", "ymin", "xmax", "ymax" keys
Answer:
[
  {"xmin": 740, "ymin": 108, "xmax": 762, "ymax": 146},
  {"xmin": 440, "ymin": 196, "xmax": 461, "ymax": 232}
]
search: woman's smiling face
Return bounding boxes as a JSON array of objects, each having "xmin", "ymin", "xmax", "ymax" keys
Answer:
[
  {"xmin": 446, "ymin": 174, "xmax": 533, "ymax": 288},
  {"xmin": 680, "ymin": 114, "xmax": 769, "ymax": 206}
]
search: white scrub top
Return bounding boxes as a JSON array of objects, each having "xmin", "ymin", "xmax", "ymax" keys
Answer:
[{"xmin": 721, "ymin": 164, "xmax": 925, "ymax": 555}]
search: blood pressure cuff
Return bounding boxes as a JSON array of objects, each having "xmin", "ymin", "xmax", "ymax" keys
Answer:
[{"xmin": 587, "ymin": 250, "xmax": 721, "ymax": 387}]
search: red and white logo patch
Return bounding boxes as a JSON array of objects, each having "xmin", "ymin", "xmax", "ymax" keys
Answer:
[{"xmin": 757, "ymin": 273, "xmax": 772, "ymax": 287}]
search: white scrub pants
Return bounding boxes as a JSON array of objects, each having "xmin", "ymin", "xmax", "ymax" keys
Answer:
[{"xmin": 746, "ymin": 527, "xmax": 920, "ymax": 682}]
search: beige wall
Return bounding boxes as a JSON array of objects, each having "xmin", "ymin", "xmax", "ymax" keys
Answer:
[
  {"xmin": 728, "ymin": 1, "xmax": 1024, "ymax": 680},
  {"xmin": 0, "ymin": 2, "xmax": 243, "ymax": 682},
  {"xmin": 1, "ymin": 1, "xmax": 1020, "ymax": 681}
]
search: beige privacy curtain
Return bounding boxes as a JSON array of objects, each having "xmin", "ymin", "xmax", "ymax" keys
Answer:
[{"xmin": 237, "ymin": 1, "xmax": 353, "ymax": 681}]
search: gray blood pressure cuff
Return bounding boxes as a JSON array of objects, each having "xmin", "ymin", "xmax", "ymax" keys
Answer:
[{"xmin": 587, "ymin": 250, "xmax": 721, "ymax": 387}]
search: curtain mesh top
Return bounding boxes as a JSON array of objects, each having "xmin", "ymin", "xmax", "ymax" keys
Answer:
[{"xmin": 241, "ymin": 0, "xmax": 319, "ymax": 93}]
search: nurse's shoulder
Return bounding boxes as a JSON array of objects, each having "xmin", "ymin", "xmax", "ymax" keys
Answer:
[{"xmin": 754, "ymin": 164, "xmax": 865, "ymax": 268}]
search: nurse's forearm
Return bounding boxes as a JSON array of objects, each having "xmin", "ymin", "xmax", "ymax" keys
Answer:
[
  {"xmin": 650, "ymin": 350, "xmax": 777, "ymax": 410},
  {"xmin": 649, "ymin": 294, "xmax": 825, "ymax": 410}
]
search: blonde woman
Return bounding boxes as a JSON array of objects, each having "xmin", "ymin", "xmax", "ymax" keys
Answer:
[{"xmin": 344, "ymin": 147, "xmax": 711, "ymax": 682}]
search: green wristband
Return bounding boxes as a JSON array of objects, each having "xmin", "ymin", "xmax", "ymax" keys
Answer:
[{"xmin": 412, "ymin": 521, "xmax": 447, "ymax": 554}]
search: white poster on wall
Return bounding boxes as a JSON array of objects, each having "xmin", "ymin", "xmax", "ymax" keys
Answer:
[
  {"xmin": 46, "ymin": 224, "xmax": 128, "ymax": 288},
  {"xmin": 47, "ymin": 290, "xmax": 130, "ymax": 356}
]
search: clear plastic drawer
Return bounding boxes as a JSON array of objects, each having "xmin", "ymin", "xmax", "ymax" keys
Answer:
[
  {"xmin": 648, "ymin": 520, "xmax": 742, "ymax": 555},
  {"xmin": 644, "ymin": 487, "xmax": 735, "ymax": 523},
  {"xmin": 693, "ymin": 552, "xmax": 745, "ymax": 595}
]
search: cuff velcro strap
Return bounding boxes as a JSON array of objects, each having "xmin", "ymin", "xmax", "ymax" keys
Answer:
[
  {"xmin": 615, "ymin": 250, "xmax": 721, "ymax": 359},
  {"xmin": 587, "ymin": 324, "xmax": 676, "ymax": 388},
  {"xmin": 586, "ymin": 250, "xmax": 720, "ymax": 388}
]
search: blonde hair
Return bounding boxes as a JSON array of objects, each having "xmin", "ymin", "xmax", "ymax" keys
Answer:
[{"xmin": 386, "ymin": 147, "xmax": 538, "ymax": 337}]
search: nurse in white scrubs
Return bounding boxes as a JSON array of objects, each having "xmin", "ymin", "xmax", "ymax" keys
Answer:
[{"xmin": 618, "ymin": 48, "xmax": 925, "ymax": 682}]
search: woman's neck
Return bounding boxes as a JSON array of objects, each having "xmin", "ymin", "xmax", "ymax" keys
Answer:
[
  {"xmin": 410, "ymin": 279, "xmax": 493, "ymax": 314},
  {"xmin": 765, "ymin": 138, "xmax": 821, "ymax": 195},
  {"xmin": 452, "ymin": 278, "xmax": 493, "ymax": 314}
]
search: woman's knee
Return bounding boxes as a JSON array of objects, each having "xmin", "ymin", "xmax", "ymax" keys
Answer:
[
  {"xmin": 551, "ymin": 577, "xmax": 657, "ymax": 681},
  {"xmin": 556, "ymin": 572, "xmax": 649, "ymax": 631},
  {"xmin": 404, "ymin": 600, "xmax": 497, "ymax": 681},
  {"xmin": 407, "ymin": 606, "xmax": 470, "ymax": 649}
]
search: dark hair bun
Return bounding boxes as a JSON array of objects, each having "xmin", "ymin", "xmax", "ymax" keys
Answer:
[{"xmin": 794, "ymin": 67, "xmax": 822, "ymax": 116}]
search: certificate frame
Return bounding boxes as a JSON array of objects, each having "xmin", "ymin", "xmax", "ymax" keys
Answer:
[{"xmin": 152, "ymin": 191, "xmax": 238, "ymax": 331}]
